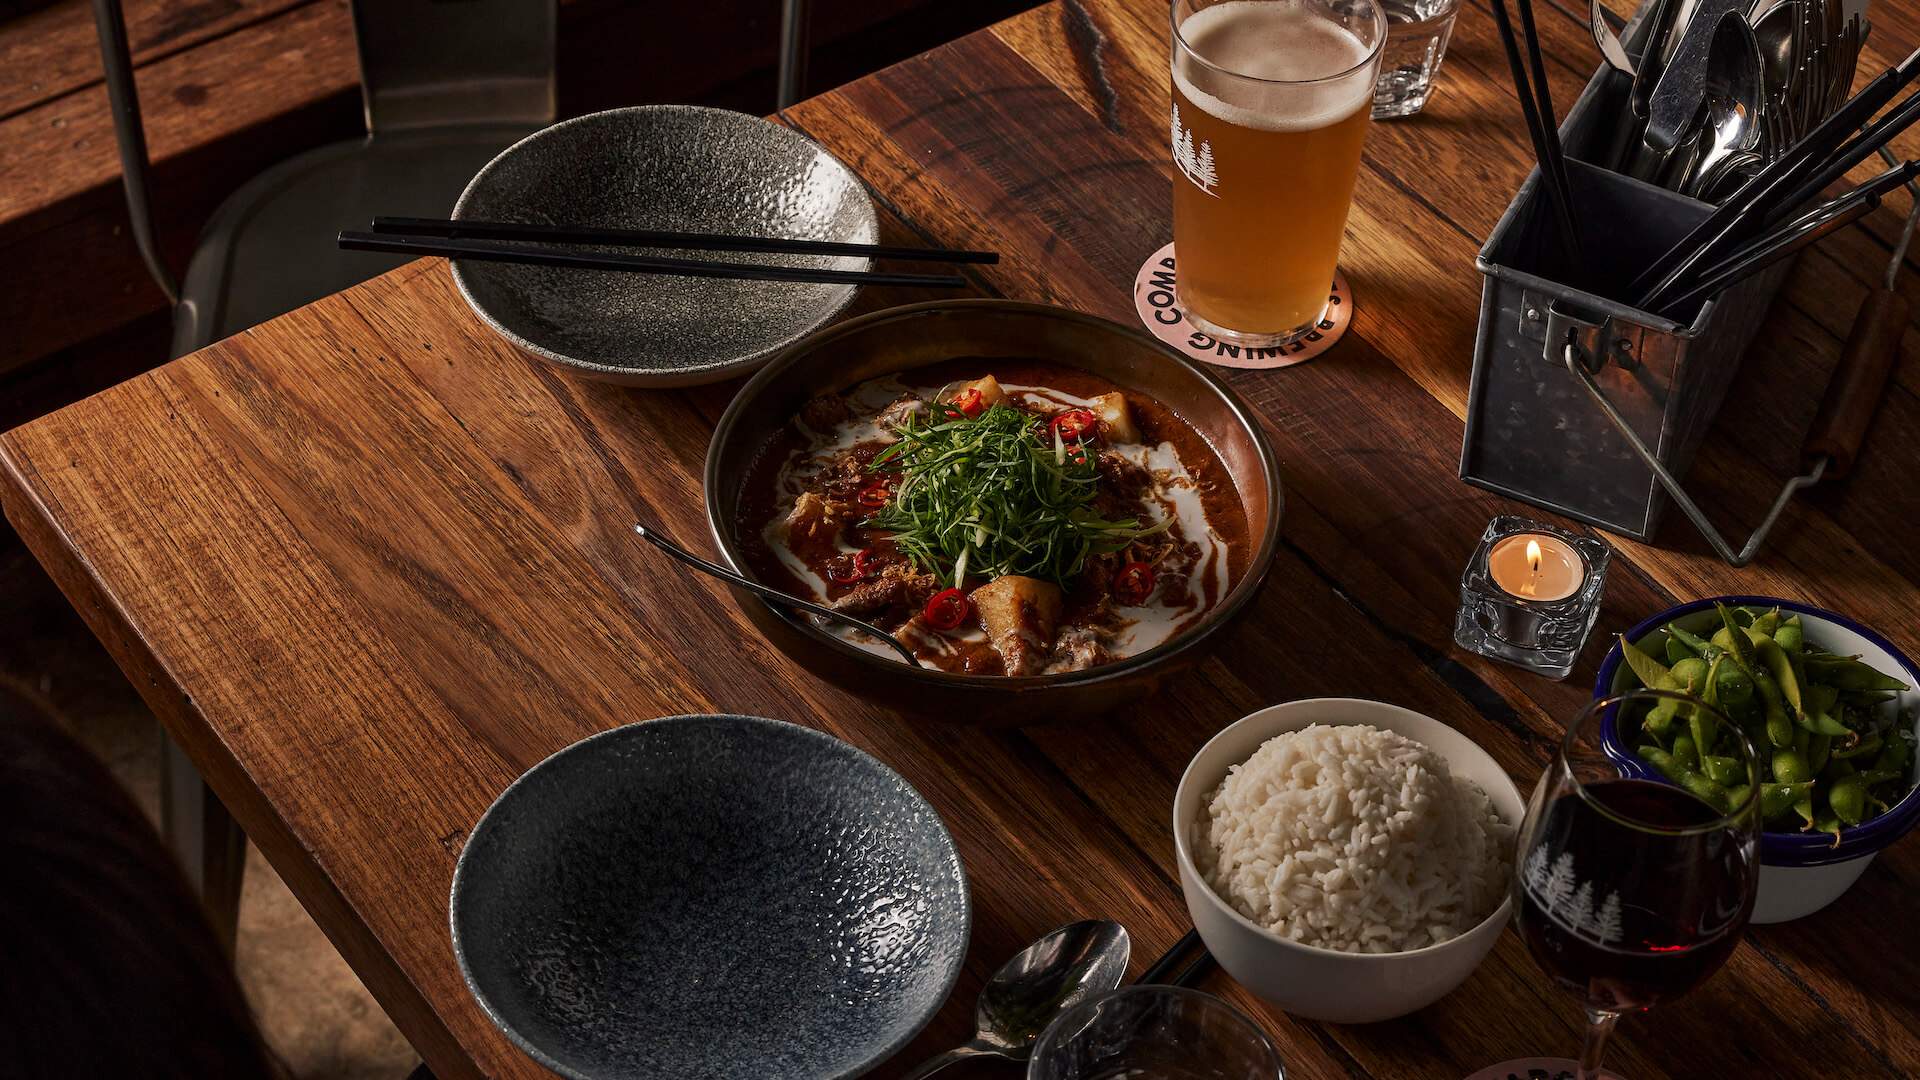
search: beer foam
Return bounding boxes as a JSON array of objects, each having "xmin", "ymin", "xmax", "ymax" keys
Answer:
[{"xmin": 1173, "ymin": 1, "xmax": 1375, "ymax": 131}]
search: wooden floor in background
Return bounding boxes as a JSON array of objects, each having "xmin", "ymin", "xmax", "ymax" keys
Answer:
[{"xmin": 0, "ymin": 544, "xmax": 417, "ymax": 1078}]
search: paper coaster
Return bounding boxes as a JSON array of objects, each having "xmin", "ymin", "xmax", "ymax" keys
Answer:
[
  {"xmin": 1463, "ymin": 1058, "xmax": 1625, "ymax": 1080},
  {"xmin": 1132, "ymin": 242, "xmax": 1351, "ymax": 369}
]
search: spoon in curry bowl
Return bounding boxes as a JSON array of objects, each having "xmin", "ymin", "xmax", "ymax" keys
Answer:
[{"xmin": 631, "ymin": 522, "xmax": 925, "ymax": 668}]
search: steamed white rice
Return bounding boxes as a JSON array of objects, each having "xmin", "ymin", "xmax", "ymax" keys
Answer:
[{"xmin": 1192, "ymin": 723, "xmax": 1512, "ymax": 954}]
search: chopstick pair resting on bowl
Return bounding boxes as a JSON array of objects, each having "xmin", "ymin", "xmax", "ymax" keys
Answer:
[{"xmin": 336, "ymin": 215, "xmax": 997, "ymax": 288}]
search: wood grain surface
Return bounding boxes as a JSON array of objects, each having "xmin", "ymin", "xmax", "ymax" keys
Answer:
[{"xmin": 5, "ymin": 0, "xmax": 1920, "ymax": 1076}]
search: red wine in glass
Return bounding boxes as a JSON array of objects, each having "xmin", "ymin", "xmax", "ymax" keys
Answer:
[{"xmin": 1515, "ymin": 779, "xmax": 1756, "ymax": 1014}]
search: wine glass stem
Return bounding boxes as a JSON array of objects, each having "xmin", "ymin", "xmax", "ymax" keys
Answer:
[{"xmin": 1578, "ymin": 1008, "xmax": 1620, "ymax": 1080}]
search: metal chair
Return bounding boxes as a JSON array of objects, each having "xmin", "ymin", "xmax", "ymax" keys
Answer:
[
  {"xmin": 89, "ymin": 0, "xmax": 558, "ymax": 948},
  {"xmin": 91, "ymin": 0, "xmax": 816, "ymax": 948}
]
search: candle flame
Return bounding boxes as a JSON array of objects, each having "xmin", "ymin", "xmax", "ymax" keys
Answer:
[{"xmin": 1526, "ymin": 539, "xmax": 1542, "ymax": 573}]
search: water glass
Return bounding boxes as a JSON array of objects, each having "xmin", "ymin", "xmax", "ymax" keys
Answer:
[
  {"xmin": 1372, "ymin": 0, "xmax": 1459, "ymax": 119},
  {"xmin": 1028, "ymin": 985, "xmax": 1283, "ymax": 1080}
]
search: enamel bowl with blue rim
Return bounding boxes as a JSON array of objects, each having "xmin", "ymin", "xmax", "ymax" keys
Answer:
[{"xmin": 1595, "ymin": 597, "xmax": 1920, "ymax": 923}]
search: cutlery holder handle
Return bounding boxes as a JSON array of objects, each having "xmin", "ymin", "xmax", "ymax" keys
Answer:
[{"xmin": 1805, "ymin": 287, "xmax": 1909, "ymax": 478}]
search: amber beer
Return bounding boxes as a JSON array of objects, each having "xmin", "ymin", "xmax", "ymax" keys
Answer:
[{"xmin": 1170, "ymin": 0, "xmax": 1384, "ymax": 345}]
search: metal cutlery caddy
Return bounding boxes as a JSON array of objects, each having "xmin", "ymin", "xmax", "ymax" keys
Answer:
[{"xmin": 1461, "ymin": 45, "xmax": 1795, "ymax": 542}]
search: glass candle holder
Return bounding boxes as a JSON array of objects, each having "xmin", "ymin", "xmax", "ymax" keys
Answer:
[{"xmin": 1453, "ymin": 516, "xmax": 1610, "ymax": 679}]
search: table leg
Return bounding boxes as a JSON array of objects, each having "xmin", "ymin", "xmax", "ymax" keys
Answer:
[{"xmin": 161, "ymin": 732, "xmax": 247, "ymax": 952}]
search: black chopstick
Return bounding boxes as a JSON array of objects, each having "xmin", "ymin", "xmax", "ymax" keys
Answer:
[
  {"xmin": 1631, "ymin": 46, "xmax": 1920, "ymax": 306},
  {"xmin": 336, "ymin": 231, "xmax": 969, "ymax": 288},
  {"xmin": 371, "ymin": 216, "xmax": 1000, "ymax": 265},
  {"xmin": 1656, "ymin": 162, "xmax": 1917, "ymax": 312},
  {"xmin": 1514, "ymin": 0, "xmax": 1578, "ymax": 265},
  {"xmin": 1134, "ymin": 929, "xmax": 1215, "ymax": 988},
  {"xmin": 1487, "ymin": 0, "xmax": 1582, "ymax": 268},
  {"xmin": 1764, "ymin": 89, "xmax": 1920, "ymax": 224}
]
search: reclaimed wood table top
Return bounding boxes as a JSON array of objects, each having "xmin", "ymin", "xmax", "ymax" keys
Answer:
[{"xmin": 7, "ymin": 1, "xmax": 1920, "ymax": 1076}]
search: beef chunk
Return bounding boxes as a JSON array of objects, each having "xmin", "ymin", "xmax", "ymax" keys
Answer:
[
  {"xmin": 784, "ymin": 492, "xmax": 845, "ymax": 560},
  {"xmin": 799, "ymin": 394, "xmax": 850, "ymax": 432},
  {"xmin": 832, "ymin": 562, "xmax": 936, "ymax": 620}
]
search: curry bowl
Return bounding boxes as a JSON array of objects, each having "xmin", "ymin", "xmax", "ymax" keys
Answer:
[{"xmin": 703, "ymin": 299, "xmax": 1282, "ymax": 724}]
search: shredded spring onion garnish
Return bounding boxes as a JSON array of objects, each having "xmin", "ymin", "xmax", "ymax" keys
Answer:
[{"xmin": 865, "ymin": 403, "xmax": 1167, "ymax": 588}]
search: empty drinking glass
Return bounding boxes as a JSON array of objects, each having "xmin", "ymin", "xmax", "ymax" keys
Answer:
[
  {"xmin": 1028, "ymin": 986, "xmax": 1284, "ymax": 1079},
  {"xmin": 1372, "ymin": 0, "xmax": 1459, "ymax": 119}
]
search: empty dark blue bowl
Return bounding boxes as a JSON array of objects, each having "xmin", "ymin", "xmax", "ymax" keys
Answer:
[{"xmin": 450, "ymin": 714, "xmax": 970, "ymax": 1079}]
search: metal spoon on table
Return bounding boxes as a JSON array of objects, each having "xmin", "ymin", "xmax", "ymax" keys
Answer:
[
  {"xmin": 897, "ymin": 920, "xmax": 1131, "ymax": 1080},
  {"xmin": 630, "ymin": 522, "xmax": 925, "ymax": 667}
]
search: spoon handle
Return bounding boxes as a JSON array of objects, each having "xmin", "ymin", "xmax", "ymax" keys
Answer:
[
  {"xmin": 631, "ymin": 522, "xmax": 925, "ymax": 668},
  {"xmin": 894, "ymin": 1041, "xmax": 997, "ymax": 1080}
]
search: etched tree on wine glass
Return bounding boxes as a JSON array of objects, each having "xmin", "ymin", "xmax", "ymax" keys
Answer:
[{"xmin": 1542, "ymin": 852, "xmax": 1577, "ymax": 917}]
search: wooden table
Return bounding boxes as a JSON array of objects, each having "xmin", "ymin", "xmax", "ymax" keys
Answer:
[{"xmin": 6, "ymin": 0, "xmax": 1919, "ymax": 1075}]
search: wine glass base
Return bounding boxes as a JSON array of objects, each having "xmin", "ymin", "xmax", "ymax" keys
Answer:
[{"xmin": 1464, "ymin": 1058, "xmax": 1626, "ymax": 1080}]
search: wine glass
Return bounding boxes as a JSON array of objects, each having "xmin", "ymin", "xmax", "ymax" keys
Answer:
[{"xmin": 1510, "ymin": 689, "xmax": 1760, "ymax": 1079}]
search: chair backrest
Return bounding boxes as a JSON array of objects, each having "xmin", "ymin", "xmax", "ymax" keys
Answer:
[
  {"xmin": 350, "ymin": 0, "xmax": 557, "ymax": 132},
  {"xmin": 90, "ymin": 0, "xmax": 558, "ymax": 301}
]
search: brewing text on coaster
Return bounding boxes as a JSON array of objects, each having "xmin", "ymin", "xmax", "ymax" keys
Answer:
[
  {"xmin": 1462, "ymin": 1058, "xmax": 1625, "ymax": 1080},
  {"xmin": 1132, "ymin": 242, "xmax": 1351, "ymax": 369}
]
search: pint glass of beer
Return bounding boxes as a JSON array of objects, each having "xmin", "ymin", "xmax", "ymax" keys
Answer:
[{"xmin": 1170, "ymin": 0, "xmax": 1385, "ymax": 346}]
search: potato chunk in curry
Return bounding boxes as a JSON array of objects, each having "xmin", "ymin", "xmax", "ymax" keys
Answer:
[
  {"xmin": 970, "ymin": 574, "xmax": 1064, "ymax": 676},
  {"xmin": 1088, "ymin": 391, "xmax": 1141, "ymax": 443}
]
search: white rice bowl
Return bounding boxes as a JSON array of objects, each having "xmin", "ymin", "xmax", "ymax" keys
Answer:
[{"xmin": 1191, "ymin": 722, "xmax": 1513, "ymax": 954}]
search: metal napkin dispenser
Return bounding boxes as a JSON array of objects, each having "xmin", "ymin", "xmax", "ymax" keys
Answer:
[{"xmin": 1460, "ymin": 67, "xmax": 1793, "ymax": 542}]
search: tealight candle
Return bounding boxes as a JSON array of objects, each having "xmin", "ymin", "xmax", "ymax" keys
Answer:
[
  {"xmin": 1487, "ymin": 534, "xmax": 1584, "ymax": 602},
  {"xmin": 1454, "ymin": 516, "xmax": 1611, "ymax": 679}
]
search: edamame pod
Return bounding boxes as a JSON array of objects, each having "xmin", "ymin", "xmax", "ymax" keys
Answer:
[
  {"xmin": 1829, "ymin": 774, "xmax": 1868, "ymax": 826},
  {"xmin": 1772, "ymin": 749, "xmax": 1811, "ymax": 784},
  {"xmin": 1754, "ymin": 668, "xmax": 1793, "ymax": 749},
  {"xmin": 1873, "ymin": 731, "xmax": 1913, "ymax": 775},
  {"xmin": 1811, "ymin": 814, "xmax": 1844, "ymax": 845},
  {"xmin": 1806, "ymin": 733, "xmax": 1832, "ymax": 775},
  {"xmin": 1804, "ymin": 656, "xmax": 1912, "ymax": 692},
  {"xmin": 1757, "ymin": 640, "xmax": 1802, "ymax": 716},
  {"xmin": 1701, "ymin": 754, "xmax": 1742, "ymax": 786},
  {"xmin": 1621, "ymin": 637, "xmax": 1688, "ymax": 735},
  {"xmin": 1714, "ymin": 662, "xmax": 1755, "ymax": 709},
  {"xmin": 1760, "ymin": 781, "xmax": 1815, "ymax": 820},
  {"xmin": 1668, "ymin": 625, "xmax": 1717, "ymax": 657},
  {"xmin": 1669, "ymin": 657, "xmax": 1710, "ymax": 694},
  {"xmin": 1774, "ymin": 620, "xmax": 1804, "ymax": 656},
  {"xmin": 1714, "ymin": 603, "xmax": 1759, "ymax": 672},
  {"xmin": 1690, "ymin": 710, "xmax": 1720, "ymax": 770},
  {"xmin": 1638, "ymin": 745, "xmax": 1682, "ymax": 782},
  {"xmin": 1830, "ymin": 732, "xmax": 1883, "ymax": 761},
  {"xmin": 1672, "ymin": 734, "xmax": 1699, "ymax": 772},
  {"xmin": 1750, "ymin": 609, "xmax": 1782, "ymax": 637}
]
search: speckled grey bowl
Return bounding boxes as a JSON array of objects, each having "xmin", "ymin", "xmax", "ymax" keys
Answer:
[
  {"xmin": 449, "ymin": 714, "xmax": 969, "ymax": 1079},
  {"xmin": 451, "ymin": 106, "xmax": 878, "ymax": 385}
]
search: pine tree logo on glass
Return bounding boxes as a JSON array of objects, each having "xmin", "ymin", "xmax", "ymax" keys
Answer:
[
  {"xmin": 1523, "ymin": 847, "xmax": 1625, "ymax": 945},
  {"xmin": 1171, "ymin": 104, "xmax": 1219, "ymax": 196}
]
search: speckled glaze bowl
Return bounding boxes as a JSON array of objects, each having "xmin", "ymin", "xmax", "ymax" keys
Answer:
[
  {"xmin": 451, "ymin": 106, "xmax": 878, "ymax": 385},
  {"xmin": 449, "ymin": 714, "xmax": 970, "ymax": 1079}
]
